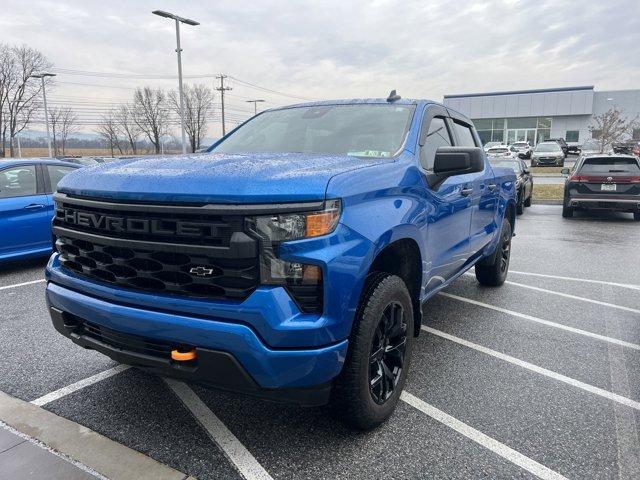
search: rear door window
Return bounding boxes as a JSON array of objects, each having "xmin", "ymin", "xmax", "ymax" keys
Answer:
[
  {"xmin": 452, "ymin": 121, "xmax": 477, "ymax": 147},
  {"xmin": 46, "ymin": 165, "xmax": 77, "ymax": 192}
]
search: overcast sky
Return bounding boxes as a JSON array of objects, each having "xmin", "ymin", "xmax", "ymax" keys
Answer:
[{"xmin": 2, "ymin": 0, "xmax": 639, "ymax": 136}]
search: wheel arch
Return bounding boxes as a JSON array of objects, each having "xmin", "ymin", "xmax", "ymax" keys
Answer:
[{"xmin": 366, "ymin": 237, "xmax": 423, "ymax": 337}]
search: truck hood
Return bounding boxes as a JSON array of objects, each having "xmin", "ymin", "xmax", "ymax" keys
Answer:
[{"xmin": 58, "ymin": 152, "xmax": 386, "ymax": 204}]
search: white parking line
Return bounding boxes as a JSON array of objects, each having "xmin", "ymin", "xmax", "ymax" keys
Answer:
[
  {"xmin": 30, "ymin": 365, "xmax": 130, "ymax": 407},
  {"xmin": 509, "ymin": 271, "xmax": 640, "ymax": 291},
  {"xmin": 165, "ymin": 379, "xmax": 273, "ymax": 480},
  {"xmin": 505, "ymin": 280, "xmax": 640, "ymax": 315},
  {"xmin": 0, "ymin": 278, "xmax": 46, "ymax": 291},
  {"xmin": 401, "ymin": 392, "xmax": 567, "ymax": 480},
  {"xmin": 422, "ymin": 326, "xmax": 640, "ymax": 411},
  {"xmin": 438, "ymin": 292, "xmax": 640, "ymax": 351}
]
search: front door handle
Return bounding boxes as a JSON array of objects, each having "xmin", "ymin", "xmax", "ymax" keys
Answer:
[
  {"xmin": 488, "ymin": 184, "xmax": 498, "ymax": 192},
  {"xmin": 24, "ymin": 203, "xmax": 45, "ymax": 210},
  {"xmin": 461, "ymin": 188, "xmax": 473, "ymax": 196}
]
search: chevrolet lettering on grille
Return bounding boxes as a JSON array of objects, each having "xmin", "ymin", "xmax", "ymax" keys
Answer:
[{"xmin": 56, "ymin": 208, "xmax": 219, "ymax": 239}]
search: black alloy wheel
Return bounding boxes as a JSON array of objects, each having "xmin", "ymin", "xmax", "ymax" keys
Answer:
[
  {"xmin": 499, "ymin": 225, "xmax": 511, "ymax": 274},
  {"xmin": 369, "ymin": 302, "xmax": 407, "ymax": 404}
]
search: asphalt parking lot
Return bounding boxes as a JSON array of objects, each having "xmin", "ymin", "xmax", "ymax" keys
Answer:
[{"xmin": 1, "ymin": 204, "xmax": 638, "ymax": 480}]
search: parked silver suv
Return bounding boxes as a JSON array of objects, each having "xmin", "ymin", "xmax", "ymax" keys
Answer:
[{"xmin": 531, "ymin": 142, "xmax": 565, "ymax": 167}]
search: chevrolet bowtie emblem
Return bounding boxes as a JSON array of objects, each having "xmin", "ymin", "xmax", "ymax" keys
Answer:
[{"xmin": 190, "ymin": 266, "xmax": 215, "ymax": 277}]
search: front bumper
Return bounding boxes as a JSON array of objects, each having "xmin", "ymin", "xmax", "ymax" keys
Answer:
[{"xmin": 46, "ymin": 280, "xmax": 347, "ymax": 404}]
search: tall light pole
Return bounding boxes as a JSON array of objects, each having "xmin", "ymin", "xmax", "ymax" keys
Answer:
[
  {"xmin": 246, "ymin": 99, "xmax": 265, "ymax": 116},
  {"xmin": 30, "ymin": 72, "xmax": 56, "ymax": 157},
  {"xmin": 152, "ymin": 10, "xmax": 199, "ymax": 155}
]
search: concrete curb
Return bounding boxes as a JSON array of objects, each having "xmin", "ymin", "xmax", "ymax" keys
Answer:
[{"xmin": 0, "ymin": 391, "xmax": 190, "ymax": 480}]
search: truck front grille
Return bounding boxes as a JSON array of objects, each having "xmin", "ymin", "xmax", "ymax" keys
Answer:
[
  {"xmin": 53, "ymin": 194, "xmax": 260, "ymax": 302},
  {"xmin": 56, "ymin": 236, "xmax": 259, "ymax": 300}
]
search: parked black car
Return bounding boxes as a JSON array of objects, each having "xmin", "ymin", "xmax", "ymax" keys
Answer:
[
  {"xmin": 548, "ymin": 138, "xmax": 569, "ymax": 157},
  {"xmin": 489, "ymin": 157, "xmax": 533, "ymax": 214},
  {"xmin": 561, "ymin": 154, "xmax": 640, "ymax": 220}
]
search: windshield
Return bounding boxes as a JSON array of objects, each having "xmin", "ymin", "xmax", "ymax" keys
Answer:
[
  {"xmin": 211, "ymin": 104, "xmax": 416, "ymax": 158},
  {"xmin": 535, "ymin": 143, "xmax": 561, "ymax": 152},
  {"xmin": 513, "ymin": 143, "xmax": 528, "ymax": 147},
  {"xmin": 490, "ymin": 159, "xmax": 521, "ymax": 173},
  {"xmin": 488, "ymin": 148, "xmax": 508, "ymax": 154},
  {"xmin": 580, "ymin": 157, "xmax": 640, "ymax": 174}
]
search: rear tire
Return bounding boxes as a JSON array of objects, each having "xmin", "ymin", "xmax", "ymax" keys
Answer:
[
  {"xmin": 516, "ymin": 191, "xmax": 524, "ymax": 215},
  {"xmin": 331, "ymin": 273, "xmax": 414, "ymax": 430},
  {"xmin": 475, "ymin": 217, "xmax": 512, "ymax": 287},
  {"xmin": 634, "ymin": 212, "xmax": 640, "ymax": 221},
  {"xmin": 562, "ymin": 205, "xmax": 574, "ymax": 218},
  {"xmin": 524, "ymin": 193, "xmax": 532, "ymax": 207}
]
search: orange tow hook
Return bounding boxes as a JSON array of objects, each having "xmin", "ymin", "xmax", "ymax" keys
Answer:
[{"xmin": 171, "ymin": 348, "xmax": 197, "ymax": 362}]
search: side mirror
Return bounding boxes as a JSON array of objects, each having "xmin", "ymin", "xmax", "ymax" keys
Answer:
[
  {"xmin": 561, "ymin": 167, "xmax": 570, "ymax": 175},
  {"xmin": 523, "ymin": 167, "xmax": 530, "ymax": 174},
  {"xmin": 429, "ymin": 147, "xmax": 484, "ymax": 188}
]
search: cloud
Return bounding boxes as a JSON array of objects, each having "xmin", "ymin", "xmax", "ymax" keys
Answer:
[{"xmin": 1, "ymin": 0, "xmax": 639, "ymax": 135}]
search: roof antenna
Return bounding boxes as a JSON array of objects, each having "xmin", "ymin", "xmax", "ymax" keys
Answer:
[{"xmin": 387, "ymin": 89, "xmax": 401, "ymax": 102}]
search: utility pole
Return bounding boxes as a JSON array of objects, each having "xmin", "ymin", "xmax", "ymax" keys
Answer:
[
  {"xmin": 216, "ymin": 74, "xmax": 232, "ymax": 135},
  {"xmin": 246, "ymin": 99, "xmax": 265, "ymax": 116},
  {"xmin": 152, "ymin": 10, "xmax": 199, "ymax": 154},
  {"xmin": 30, "ymin": 72, "xmax": 56, "ymax": 157}
]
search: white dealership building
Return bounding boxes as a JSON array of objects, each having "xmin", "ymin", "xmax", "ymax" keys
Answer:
[{"xmin": 442, "ymin": 86, "xmax": 640, "ymax": 146}]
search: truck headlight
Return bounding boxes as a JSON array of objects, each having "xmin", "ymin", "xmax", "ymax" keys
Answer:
[
  {"xmin": 245, "ymin": 200, "xmax": 341, "ymax": 312},
  {"xmin": 246, "ymin": 199, "xmax": 341, "ymax": 242}
]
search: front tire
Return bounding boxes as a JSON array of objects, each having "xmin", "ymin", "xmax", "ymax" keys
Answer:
[
  {"xmin": 475, "ymin": 217, "xmax": 512, "ymax": 286},
  {"xmin": 331, "ymin": 273, "xmax": 414, "ymax": 430},
  {"xmin": 634, "ymin": 212, "xmax": 640, "ymax": 221},
  {"xmin": 524, "ymin": 191, "xmax": 532, "ymax": 207}
]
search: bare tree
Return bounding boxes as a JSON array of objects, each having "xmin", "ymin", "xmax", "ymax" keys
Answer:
[
  {"xmin": 132, "ymin": 87, "xmax": 168, "ymax": 154},
  {"xmin": 589, "ymin": 108, "xmax": 640, "ymax": 153},
  {"xmin": 115, "ymin": 104, "xmax": 141, "ymax": 154},
  {"xmin": 96, "ymin": 111, "xmax": 123, "ymax": 157},
  {"xmin": 49, "ymin": 107, "xmax": 63, "ymax": 156},
  {"xmin": 0, "ymin": 44, "xmax": 52, "ymax": 157},
  {"xmin": 169, "ymin": 84, "xmax": 215, "ymax": 153}
]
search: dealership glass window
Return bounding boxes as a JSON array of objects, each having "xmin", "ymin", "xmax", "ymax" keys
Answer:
[
  {"xmin": 506, "ymin": 117, "xmax": 537, "ymax": 129},
  {"xmin": 537, "ymin": 129, "xmax": 551, "ymax": 143},
  {"xmin": 471, "ymin": 118, "xmax": 505, "ymax": 145},
  {"xmin": 565, "ymin": 130, "xmax": 579, "ymax": 142},
  {"xmin": 537, "ymin": 117, "xmax": 552, "ymax": 129},
  {"xmin": 473, "ymin": 119, "xmax": 492, "ymax": 130},
  {"xmin": 477, "ymin": 130, "xmax": 492, "ymax": 145},
  {"xmin": 591, "ymin": 129, "xmax": 602, "ymax": 139},
  {"xmin": 633, "ymin": 129, "xmax": 640, "ymax": 140}
]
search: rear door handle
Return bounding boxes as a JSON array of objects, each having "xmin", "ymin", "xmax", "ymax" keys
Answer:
[
  {"xmin": 24, "ymin": 203, "xmax": 45, "ymax": 210},
  {"xmin": 461, "ymin": 188, "xmax": 473, "ymax": 196},
  {"xmin": 488, "ymin": 184, "xmax": 498, "ymax": 192}
]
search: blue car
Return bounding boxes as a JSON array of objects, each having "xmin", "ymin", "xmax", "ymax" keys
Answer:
[
  {"xmin": 0, "ymin": 159, "xmax": 80, "ymax": 263},
  {"xmin": 46, "ymin": 97, "xmax": 516, "ymax": 429}
]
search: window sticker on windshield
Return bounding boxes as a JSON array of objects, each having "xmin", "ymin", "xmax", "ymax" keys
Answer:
[{"xmin": 347, "ymin": 150, "xmax": 391, "ymax": 157}]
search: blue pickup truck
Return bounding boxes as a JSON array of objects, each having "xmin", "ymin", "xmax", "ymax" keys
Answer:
[{"xmin": 46, "ymin": 97, "xmax": 516, "ymax": 429}]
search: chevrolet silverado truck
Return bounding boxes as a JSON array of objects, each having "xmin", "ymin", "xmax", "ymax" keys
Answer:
[{"xmin": 46, "ymin": 97, "xmax": 517, "ymax": 430}]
